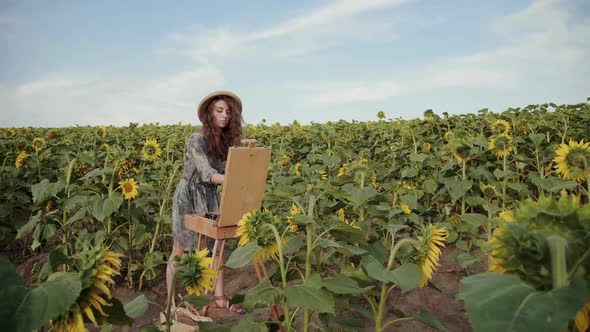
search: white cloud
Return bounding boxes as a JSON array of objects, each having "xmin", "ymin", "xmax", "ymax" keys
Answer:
[
  {"xmin": 168, "ymin": 0, "xmax": 412, "ymax": 62},
  {"xmin": 301, "ymin": 80, "xmax": 405, "ymax": 105},
  {"xmin": 297, "ymin": 0, "xmax": 590, "ymax": 106},
  {"xmin": 1, "ymin": 66, "xmax": 225, "ymax": 127}
]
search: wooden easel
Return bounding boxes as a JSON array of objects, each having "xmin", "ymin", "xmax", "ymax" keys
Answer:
[{"xmin": 184, "ymin": 140, "xmax": 279, "ymax": 319}]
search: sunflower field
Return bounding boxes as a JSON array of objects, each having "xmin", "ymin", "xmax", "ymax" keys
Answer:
[{"xmin": 1, "ymin": 101, "xmax": 590, "ymax": 331}]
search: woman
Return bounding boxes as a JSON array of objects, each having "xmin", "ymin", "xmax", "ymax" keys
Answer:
[{"xmin": 167, "ymin": 90, "xmax": 245, "ymax": 314}]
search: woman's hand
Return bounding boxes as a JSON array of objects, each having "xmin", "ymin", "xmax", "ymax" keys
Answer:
[{"xmin": 210, "ymin": 174, "xmax": 224, "ymax": 185}]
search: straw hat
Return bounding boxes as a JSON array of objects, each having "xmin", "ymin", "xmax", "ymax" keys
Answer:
[{"xmin": 197, "ymin": 91, "xmax": 242, "ymax": 123}]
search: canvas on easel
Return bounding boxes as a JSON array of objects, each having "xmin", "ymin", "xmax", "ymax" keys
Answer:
[{"xmin": 184, "ymin": 142, "xmax": 272, "ymax": 238}]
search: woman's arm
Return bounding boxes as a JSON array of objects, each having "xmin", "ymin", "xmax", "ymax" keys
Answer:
[
  {"xmin": 187, "ymin": 134, "xmax": 222, "ymax": 184},
  {"xmin": 210, "ymin": 173, "xmax": 224, "ymax": 185}
]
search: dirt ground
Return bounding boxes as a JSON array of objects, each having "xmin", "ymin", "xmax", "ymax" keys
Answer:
[{"xmin": 7, "ymin": 244, "xmax": 484, "ymax": 331}]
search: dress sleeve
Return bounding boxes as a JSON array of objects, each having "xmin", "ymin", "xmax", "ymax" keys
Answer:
[{"xmin": 186, "ymin": 134, "xmax": 218, "ymax": 183}]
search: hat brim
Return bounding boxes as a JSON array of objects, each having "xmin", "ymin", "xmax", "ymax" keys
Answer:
[{"xmin": 197, "ymin": 91, "xmax": 242, "ymax": 123}]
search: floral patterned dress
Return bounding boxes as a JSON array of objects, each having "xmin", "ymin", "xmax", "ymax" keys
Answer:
[{"xmin": 172, "ymin": 132, "xmax": 225, "ymax": 250}]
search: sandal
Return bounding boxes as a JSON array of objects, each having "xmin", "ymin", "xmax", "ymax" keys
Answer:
[{"xmin": 211, "ymin": 296, "xmax": 246, "ymax": 314}]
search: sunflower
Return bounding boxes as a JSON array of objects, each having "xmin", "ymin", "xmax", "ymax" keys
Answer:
[
  {"xmin": 141, "ymin": 138, "xmax": 162, "ymax": 162},
  {"xmin": 423, "ymin": 110, "xmax": 435, "ymax": 123},
  {"xmin": 377, "ymin": 110, "xmax": 386, "ymax": 120},
  {"xmin": 488, "ymin": 135, "xmax": 514, "ymax": 158},
  {"xmin": 444, "ymin": 131, "xmax": 453, "ymax": 142},
  {"xmin": 177, "ymin": 248, "xmax": 217, "ymax": 296},
  {"xmin": 290, "ymin": 202, "xmax": 301, "ymax": 215},
  {"xmin": 574, "ymin": 301, "xmax": 590, "ymax": 332},
  {"xmin": 98, "ymin": 125, "xmax": 107, "ymax": 139},
  {"xmin": 337, "ymin": 208, "xmax": 346, "ymax": 221},
  {"xmin": 450, "ymin": 143, "xmax": 470, "ymax": 162},
  {"xmin": 32, "ymin": 137, "xmax": 46, "ymax": 152},
  {"xmin": 319, "ymin": 170, "xmax": 328, "ymax": 182},
  {"xmin": 15, "ymin": 151, "xmax": 27, "ymax": 169},
  {"xmin": 400, "ymin": 203, "xmax": 412, "ymax": 215},
  {"xmin": 294, "ymin": 162, "xmax": 302, "ymax": 176},
  {"xmin": 119, "ymin": 178, "xmax": 139, "ymax": 200},
  {"xmin": 553, "ymin": 140, "xmax": 590, "ymax": 182},
  {"xmin": 278, "ymin": 154, "xmax": 291, "ymax": 167},
  {"xmin": 412, "ymin": 225, "xmax": 448, "ymax": 287},
  {"xmin": 52, "ymin": 247, "xmax": 123, "ymax": 331},
  {"xmin": 236, "ymin": 210, "xmax": 284, "ymax": 261},
  {"xmin": 490, "ymin": 119, "xmax": 511, "ymax": 136},
  {"xmin": 46, "ymin": 130, "xmax": 57, "ymax": 140},
  {"xmin": 5, "ymin": 128, "xmax": 16, "ymax": 139},
  {"xmin": 423, "ymin": 143, "xmax": 432, "ymax": 152},
  {"xmin": 487, "ymin": 226, "xmax": 507, "ymax": 273},
  {"xmin": 480, "ymin": 183, "xmax": 498, "ymax": 198}
]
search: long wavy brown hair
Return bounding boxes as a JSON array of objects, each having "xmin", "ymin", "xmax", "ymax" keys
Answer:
[{"xmin": 201, "ymin": 96, "xmax": 243, "ymax": 161}]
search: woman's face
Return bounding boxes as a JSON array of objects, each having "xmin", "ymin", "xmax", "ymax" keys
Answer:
[{"xmin": 211, "ymin": 99, "xmax": 231, "ymax": 129}]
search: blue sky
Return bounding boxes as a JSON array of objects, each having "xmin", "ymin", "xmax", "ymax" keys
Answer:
[{"xmin": 1, "ymin": 0, "xmax": 589, "ymax": 127}]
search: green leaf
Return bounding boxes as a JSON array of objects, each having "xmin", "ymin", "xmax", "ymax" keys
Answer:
[
  {"xmin": 423, "ymin": 179, "xmax": 438, "ymax": 194},
  {"xmin": 290, "ymin": 214, "xmax": 315, "ymax": 225},
  {"xmin": 124, "ymin": 295, "xmax": 149, "ymax": 319},
  {"xmin": 0, "ymin": 260, "xmax": 82, "ymax": 332},
  {"xmin": 91, "ymin": 194, "xmax": 123, "ymax": 221},
  {"xmin": 400, "ymin": 193, "xmax": 418, "ymax": 210},
  {"xmin": 79, "ymin": 167, "xmax": 114, "ymax": 180},
  {"xmin": 361, "ymin": 255, "xmax": 395, "ymax": 283},
  {"xmin": 103, "ymin": 297, "xmax": 133, "ymax": 326},
  {"xmin": 283, "ymin": 235, "xmax": 304, "ymax": 254},
  {"xmin": 458, "ymin": 273, "xmax": 590, "ymax": 332},
  {"xmin": 31, "ymin": 179, "xmax": 65, "ymax": 205},
  {"xmin": 460, "ymin": 213, "xmax": 487, "ymax": 227},
  {"xmin": 322, "ymin": 274, "xmax": 374, "ymax": 294},
  {"xmin": 243, "ymin": 280, "xmax": 283, "ymax": 310},
  {"xmin": 342, "ymin": 183, "xmax": 379, "ymax": 207},
  {"xmin": 448, "ymin": 179, "xmax": 472, "ymax": 202},
  {"xmin": 16, "ymin": 211, "xmax": 41, "ymax": 239},
  {"xmin": 456, "ymin": 253, "xmax": 480, "ymax": 269},
  {"xmin": 230, "ymin": 314, "xmax": 267, "ymax": 332},
  {"xmin": 391, "ymin": 263, "xmax": 423, "ymax": 294},
  {"xmin": 284, "ymin": 285, "xmax": 335, "ymax": 314},
  {"xmin": 304, "ymin": 273, "xmax": 324, "ymax": 288},
  {"xmin": 182, "ymin": 294, "xmax": 212, "ymax": 307},
  {"xmin": 225, "ymin": 242, "xmax": 261, "ymax": 269},
  {"xmin": 413, "ymin": 310, "xmax": 451, "ymax": 332}
]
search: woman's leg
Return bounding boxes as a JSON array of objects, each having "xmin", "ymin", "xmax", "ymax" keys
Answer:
[{"xmin": 166, "ymin": 244, "xmax": 185, "ymax": 306}]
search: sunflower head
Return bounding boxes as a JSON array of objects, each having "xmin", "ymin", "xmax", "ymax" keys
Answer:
[
  {"xmin": 15, "ymin": 151, "xmax": 28, "ymax": 169},
  {"xmin": 444, "ymin": 131, "xmax": 454, "ymax": 142},
  {"xmin": 97, "ymin": 125, "xmax": 107, "ymax": 139},
  {"xmin": 450, "ymin": 142, "xmax": 471, "ymax": 162},
  {"xmin": 377, "ymin": 110, "xmax": 386, "ymax": 120},
  {"xmin": 32, "ymin": 137, "xmax": 46, "ymax": 152},
  {"xmin": 413, "ymin": 225, "xmax": 448, "ymax": 287},
  {"xmin": 46, "ymin": 130, "xmax": 57, "ymax": 140},
  {"xmin": 141, "ymin": 138, "xmax": 162, "ymax": 162},
  {"xmin": 553, "ymin": 140, "xmax": 590, "ymax": 182},
  {"xmin": 5, "ymin": 128, "xmax": 17, "ymax": 139},
  {"xmin": 489, "ymin": 195, "xmax": 589, "ymax": 290},
  {"xmin": 294, "ymin": 162, "xmax": 302, "ymax": 176},
  {"xmin": 480, "ymin": 183, "xmax": 498, "ymax": 198},
  {"xmin": 423, "ymin": 109, "xmax": 435, "ymax": 123},
  {"xmin": 119, "ymin": 178, "xmax": 139, "ymax": 200},
  {"xmin": 236, "ymin": 210, "xmax": 284, "ymax": 261},
  {"xmin": 176, "ymin": 248, "xmax": 217, "ymax": 296},
  {"xmin": 490, "ymin": 119, "xmax": 511, "ymax": 136},
  {"xmin": 400, "ymin": 203, "xmax": 412, "ymax": 215},
  {"xmin": 488, "ymin": 134, "xmax": 514, "ymax": 158},
  {"xmin": 52, "ymin": 241, "xmax": 123, "ymax": 330}
]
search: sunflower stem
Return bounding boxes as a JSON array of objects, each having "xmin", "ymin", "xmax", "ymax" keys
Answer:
[
  {"xmin": 547, "ymin": 235, "xmax": 569, "ymax": 289},
  {"xmin": 265, "ymin": 223, "xmax": 292, "ymax": 331},
  {"xmin": 375, "ymin": 238, "xmax": 419, "ymax": 332}
]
